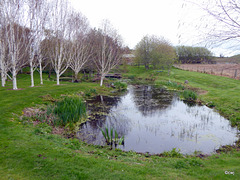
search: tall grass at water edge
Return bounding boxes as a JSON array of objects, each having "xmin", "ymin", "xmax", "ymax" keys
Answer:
[
  {"xmin": 99, "ymin": 126, "xmax": 125, "ymax": 146},
  {"xmin": 52, "ymin": 96, "xmax": 87, "ymax": 126}
]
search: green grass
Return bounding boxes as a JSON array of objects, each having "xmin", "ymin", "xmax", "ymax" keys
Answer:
[{"xmin": 0, "ymin": 69, "xmax": 240, "ymax": 179}]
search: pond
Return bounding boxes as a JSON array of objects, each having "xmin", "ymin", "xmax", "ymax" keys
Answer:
[{"xmin": 77, "ymin": 85, "xmax": 239, "ymax": 155}]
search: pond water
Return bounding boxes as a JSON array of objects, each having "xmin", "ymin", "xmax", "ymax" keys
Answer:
[{"xmin": 77, "ymin": 85, "xmax": 239, "ymax": 155}]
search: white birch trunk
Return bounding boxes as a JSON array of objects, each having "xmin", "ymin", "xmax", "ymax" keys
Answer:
[
  {"xmin": 0, "ymin": 60, "xmax": 6, "ymax": 87},
  {"xmin": 100, "ymin": 76, "xmax": 104, "ymax": 86},
  {"xmin": 12, "ymin": 68, "xmax": 18, "ymax": 90},
  {"xmin": 56, "ymin": 71, "xmax": 60, "ymax": 85},
  {"xmin": 39, "ymin": 61, "xmax": 43, "ymax": 85},
  {"xmin": 1, "ymin": 72, "xmax": 6, "ymax": 87},
  {"xmin": 74, "ymin": 72, "xmax": 78, "ymax": 81},
  {"xmin": 30, "ymin": 61, "xmax": 34, "ymax": 87}
]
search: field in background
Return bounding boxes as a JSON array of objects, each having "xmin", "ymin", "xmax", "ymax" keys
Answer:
[{"xmin": 175, "ymin": 64, "xmax": 240, "ymax": 79}]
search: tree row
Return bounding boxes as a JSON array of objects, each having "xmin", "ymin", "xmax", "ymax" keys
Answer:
[{"xmin": 0, "ymin": 0, "xmax": 124, "ymax": 90}]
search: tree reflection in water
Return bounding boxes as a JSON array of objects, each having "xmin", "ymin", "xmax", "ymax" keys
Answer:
[{"xmin": 131, "ymin": 85, "xmax": 176, "ymax": 117}]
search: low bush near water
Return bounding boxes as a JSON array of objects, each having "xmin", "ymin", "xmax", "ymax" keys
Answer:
[
  {"xmin": 182, "ymin": 90, "xmax": 198, "ymax": 101},
  {"xmin": 113, "ymin": 81, "xmax": 127, "ymax": 91},
  {"xmin": 161, "ymin": 148, "xmax": 183, "ymax": 158},
  {"xmin": 163, "ymin": 81, "xmax": 185, "ymax": 90}
]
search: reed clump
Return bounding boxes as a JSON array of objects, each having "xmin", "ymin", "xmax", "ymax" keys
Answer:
[
  {"xmin": 52, "ymin": 96, "xmax": 87, "ymax": 126},
  {"xmin": 99, "ymin": 126, "xmax": 124, "ymax": 146}
]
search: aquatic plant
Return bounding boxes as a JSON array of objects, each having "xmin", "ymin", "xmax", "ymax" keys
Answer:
[
  {"xmin": 99, "ymin": 126, "xmax": 124, "ymax": 146},
  {"xmin": 53, "ymin": 96, "xmax": 87, "ymax": 126},
  {"xmin": 99, "ymin": 126, "xmax": 110, "ymax": 144},
  {"xmin": 114, "ymin": 130, "xmax": 118, "ymax": 144},
  {"xmin": 182, "ymin": 90, "xmax": 197, "ymax": 101},
  {"xmin": 118, "ymin": 136, "xmax": 125, "ymax": 145}
]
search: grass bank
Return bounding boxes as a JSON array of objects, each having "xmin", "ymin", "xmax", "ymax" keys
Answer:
[{"xmin": 0, "ymin": 68, "xmax": 240, "ymax": 179}]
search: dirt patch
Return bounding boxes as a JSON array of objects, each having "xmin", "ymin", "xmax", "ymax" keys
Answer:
[
  {"xmin": 23, "ymin": 107, "xmax": 42, "ymax": 117},
  {"xmin": 52, "ymin": 127, "xmax": 65, "ymax": 135},
  {"xmin": 21, "ymin": 106, "xmax": 75, "ymax": 137},
  {"xmin": 216, "ymin": 139, "xmax": 240, "ymax": 153}
]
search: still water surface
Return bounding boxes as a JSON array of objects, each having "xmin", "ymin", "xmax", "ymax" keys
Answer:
[{"xmin": 77, "ymin": 85, "xmax": 239, "ymax": 154}]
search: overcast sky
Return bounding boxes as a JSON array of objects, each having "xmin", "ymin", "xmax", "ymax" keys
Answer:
[{"xmin": 69, "ymin": 0, "xmax": 240, "ymax": 57}]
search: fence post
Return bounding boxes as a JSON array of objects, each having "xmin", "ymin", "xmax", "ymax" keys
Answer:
[
  {"xmin": 221, "ymin": 69, "xmax": 224, "ymax": 76},
  {"xmin": 234, "ymin": 69, "xmax": 238, "ymax": 79}
]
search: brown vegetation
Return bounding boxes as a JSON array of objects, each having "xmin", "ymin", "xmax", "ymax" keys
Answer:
[{"xmin": 175, "ymin": 64, "xmax": 240, "ymax": 79}]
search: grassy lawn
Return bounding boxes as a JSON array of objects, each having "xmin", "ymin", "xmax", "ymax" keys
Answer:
[{"xmin": 0, "ymin": 67, "xmax": 240, "ymax": 179}]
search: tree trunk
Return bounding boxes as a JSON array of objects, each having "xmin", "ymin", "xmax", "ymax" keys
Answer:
[
  {"xmin": 56, "ymin": 71, "xmax": 60, "ymax": 85},
  {"xmin": 100, "ymin": 76, "xmax": 104, "ymax": 86},
  {"xmin": 39, "ymin": 62, "xmax": 43, "ymax": 85},
  {"xmin": 1, "ymin": 61, "xmax": 6, "ymax": 87},
  {"xmin": 1, "ymin": 72, "xmax": 6, "ymax": 87},
  {"xmin": 48, "ymin": 65, "xmax": 51, "ymax": 79},
  {"xmin": 12, "ymin": 69, "xmax": 18, "ymax": 90},
  {"xmin": 30, "ymin": 61, "xmax": 34, "ymax": 87},
  {"xmin": 74, "ymin": 72, "xmax": 78, "ymax": 81}
]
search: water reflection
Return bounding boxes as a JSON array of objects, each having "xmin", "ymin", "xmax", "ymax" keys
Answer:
[
  {"xmin": 132, "ymin": 85, "xmax": 175, "ymax": 117},
  {"xmin": 77, "ymin": 85, "xmax": 239, "ymax": 154}
]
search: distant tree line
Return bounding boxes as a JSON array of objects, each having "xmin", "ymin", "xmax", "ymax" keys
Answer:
[
  {"xmin": 134, "ymin": 36, "xmax": 214, "ymax": 71},
  {"xmin": 0, "ymin": 0, "xmax": 125, "ymax": 90},
  {"xmin": 175, "ymin": 46, "xmax": 214, "ymax": 64}
]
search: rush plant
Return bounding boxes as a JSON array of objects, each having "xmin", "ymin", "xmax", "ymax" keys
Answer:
[
  {"xmin": 99, "ymin": 126, "xmax": 124, "ymax": 146},
  {"xmin": 53, "ymin": 96, "xmax": 87, "ymax": 126}
]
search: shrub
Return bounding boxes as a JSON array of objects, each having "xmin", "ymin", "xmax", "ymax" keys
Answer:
[
  {"xmin": 113, "ymin": 81, "xmax": 127, "ymax": 91},
  {"xmin": 161, "ymin": 148, "xmax": 183, "ymax": 158},
  {"xmin": 53, "ymin": 97, "xmax": 87, "ymax": 126},
  {"xmin": 183, "ymin": 90, "xmax": 197, "ymax": 101},
  {"xmin": 165, "ymin": 81, "xmax": 185, "ymax": 90}
]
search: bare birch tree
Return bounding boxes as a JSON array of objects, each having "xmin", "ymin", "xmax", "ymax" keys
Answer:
[
  {"xmin": 68, "ymin": 12, "xmax": 92, "ymax": 82},
  {"xmin": 92, "ymin": 20, "xmax": 124, "ymax": 86},
  {"xmin": 47, "ymin": 0, "xmax": 72, "ymax": 85},
  {"xmin": 27, "ymin": 0, "xmax": 48, "ymax": 86},
  {"xmin": 2, "ymin": 0, "xmax": 30, "ymax": 90}
]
